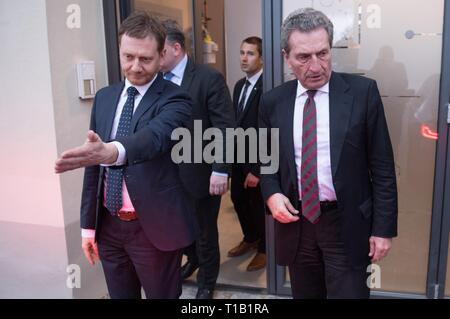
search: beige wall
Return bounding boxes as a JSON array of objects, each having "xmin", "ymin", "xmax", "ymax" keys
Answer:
[
  {"xmin": 47, "ymin": 0, "xmax": 108, "ymax": 226},
  {"xmin": 224, "ymin": 0, "xmax": 262, "ymax": 92},
  {"xmin": 0, "ymin": 0, "xmax": 108, "ymax": 298},
  {"xmin": 0, "ymin": 0, "xmax": 64, "ymax": 227}
]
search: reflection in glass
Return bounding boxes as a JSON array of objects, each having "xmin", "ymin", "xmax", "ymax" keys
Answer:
[
  {"xmin": 133, "ymin": 0, "xmax": 195, "ymax": 56},
  {"xmin": 282, "ymin": 0, "xmax": 444, "ymax": 294}
]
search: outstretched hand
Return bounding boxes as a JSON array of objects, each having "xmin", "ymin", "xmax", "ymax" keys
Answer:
[{"xmin": 54, "ymin": 131, "xmax": 118, "ymax": 173}]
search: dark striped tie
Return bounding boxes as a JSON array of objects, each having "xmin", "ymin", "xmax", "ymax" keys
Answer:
[{"xmin": 301, "ymin": 90, "xmax": 321, "ymax": 224}]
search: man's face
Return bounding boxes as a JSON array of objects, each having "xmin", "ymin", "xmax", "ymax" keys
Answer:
[
  {"xmin": 283, "ymin": 28, "xmax": 332, "ymax": 90},
  {"xmin": 240, "ymin": 42, "xmax": 263, "ymax": 77},
  {"xmin": 119, "ymin": 34, "xmax": 162, "ymax": 86},
  {"xmin": 160, "ymin": 40, "xmax": 179, "ymax": 73}
]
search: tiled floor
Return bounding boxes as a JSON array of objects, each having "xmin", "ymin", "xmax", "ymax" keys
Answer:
[
  {"xmin": 180, "ymin": 282, "xmax": 287, "ymax": 299},
  {"xmin": 183, "ymin": 191, "xmax": 267, "ymax": 289}
]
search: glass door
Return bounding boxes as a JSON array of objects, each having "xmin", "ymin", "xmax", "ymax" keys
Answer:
[{"xmin": 262, "ymin": 0, "xmax": 450, "ymax": 297}]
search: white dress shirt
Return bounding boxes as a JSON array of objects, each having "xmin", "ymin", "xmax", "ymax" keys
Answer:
[
  {"xmin": 81, "ymin": 75, "xmax": 157, "ymax": 238},
  {"xmin": 166, "ymin": 54, "xmax": 188, "ymax": 86},
  {"xmin": 293, "ymin": 81, "xmax": 337, "ymax": 202},
  {"xmin": 238, "ymin": 69, "xmax": 263, "ymax": 111}
]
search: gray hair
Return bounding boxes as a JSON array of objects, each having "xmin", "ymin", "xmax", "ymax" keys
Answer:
[{"xmin": 281, "ymin": 8, "xmax": 334, "ymax": 54}]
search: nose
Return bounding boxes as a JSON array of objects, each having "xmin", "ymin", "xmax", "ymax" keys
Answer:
[
  {"xmin": 308, "ymin": 55, "xmax": 321, "ymax": 72},
  {"xmin": 131, "ymin": 59, "xmax": 142, "ymax": 72}
]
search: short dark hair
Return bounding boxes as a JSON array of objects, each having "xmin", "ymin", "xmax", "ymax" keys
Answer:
[
  {"xmin": 242, "ymin": 36, "xmax": 262, "ymax": 57},
  {"xmin": 118, "ymin": 11, "xmax": 166, "ymax": 53},
  {"xmin": 161, "ymin": 19, "xmax": 186, "ymax": 50}
]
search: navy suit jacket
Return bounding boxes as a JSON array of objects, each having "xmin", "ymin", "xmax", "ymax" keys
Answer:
[
  {"xmin": 259, "ymin": 72, "xmax": 398, "ymax": 266},
  {"xmin": 232, "ymin": 75, "xmax": 263, "ymax": 177},
  {"xmin": 80, "ymin": 74, "xmax": 198, "ymax": 251},
  {"xmin": 177, "ymin": 58, "xmax": 235, "ymax": 198}
]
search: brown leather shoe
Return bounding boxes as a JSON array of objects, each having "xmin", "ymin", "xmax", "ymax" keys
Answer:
[
  {"xmin": 227, "ymin": 240, "xmax": 258, "ymax": 257},
  {"xmin": 246, "ymin": 252, "xmax": 266, "ymax": 271}
]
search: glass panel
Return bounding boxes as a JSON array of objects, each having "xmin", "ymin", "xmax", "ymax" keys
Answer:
[
  {"xmin": 282, "ymin": 0, "xmax": 444, "ymax": 294},
  {"xmin": 133, "ymin": 0, "xmax": 195, "ymax": 56}
]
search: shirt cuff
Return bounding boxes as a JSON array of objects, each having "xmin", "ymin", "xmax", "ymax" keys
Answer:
[
  {"xmin": 81, "ymin": 229, "xmax": 96, "ymax": 238},
  {"xmin": 212, "ymin": 171, "xmax": 228, "ymax": 177},
  {"xmin": 100, "ymin": 141, "xmax": 126, "ymax": 166}
]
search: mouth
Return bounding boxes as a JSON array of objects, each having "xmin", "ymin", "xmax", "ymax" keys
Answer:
[{"xmin": 307, "ymin": 74, "xmax": 322, "ymax": 81}]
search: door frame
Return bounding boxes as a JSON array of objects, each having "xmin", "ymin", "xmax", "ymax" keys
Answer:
[{"xmin": 427, "ymin": 0, "xmax": 450, "ymax": 300}]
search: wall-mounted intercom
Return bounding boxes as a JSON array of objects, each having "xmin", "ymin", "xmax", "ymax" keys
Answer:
[{"xmin": 76, "ymin": 61, "xmax": 96, "ymax": 99}]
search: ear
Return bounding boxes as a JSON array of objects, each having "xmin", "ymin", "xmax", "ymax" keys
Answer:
[
  {"xmin": 174, "ymin": 43, "xmax": 183, "ymax": 56},
  {"xmin": 282, "ymin": 49, "xmax": 291, "ymax": 68}
]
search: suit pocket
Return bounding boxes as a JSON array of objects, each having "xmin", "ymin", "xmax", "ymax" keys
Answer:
[{"xmin": 359, "ymin": 197, "xmax": 373, "ymax": 219}]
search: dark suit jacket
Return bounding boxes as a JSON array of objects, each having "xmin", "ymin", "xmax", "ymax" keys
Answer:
[
  {"xmin": 80, "ymin": 74, "xmax": 198, "ymax": 251},
  {"xmin": 232, "ymin": 75, "xmax": 263, "ymax": 177},
  {"xmin": 259, "ymin": 72, "xmax": 398, "ymax": 267},
  {"xmin": 178, "ymin": 58, "xmax": 235, "ymax": 198}
]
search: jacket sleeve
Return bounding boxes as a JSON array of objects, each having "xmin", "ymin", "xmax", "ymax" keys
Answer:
[
  {"xmin": 258, "ymin": 93, "xmax": 283, "ymax": 203},
  {"xmin": 206, "ymin": 71, "xmax": 236, "ymax": 175},
  {"xmin": 116, "ymin": 89, "xmax": 192, "ymax": 165},
  {"xmin": 80, "ymin": 94, "xmax": 101, "ymax": 229},
  {"xmin": 366, "ymin": 80, "xmax": 398, "ymax": 238}
]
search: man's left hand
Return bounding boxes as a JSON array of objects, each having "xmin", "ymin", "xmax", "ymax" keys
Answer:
[
  {"xmin": 209, "ymin": 174, "xmax": 228, "ymax": 196},
  {"xmin": 55, "ymin": 130, "xmax": 118, "ymax": 173},
  {"xmin": 369, "ymin": 236, "xmax": 392, "ymax": 263},
  {"xmin": 244, "ymin": 173, "xmax": 259, "ymax": 188}
]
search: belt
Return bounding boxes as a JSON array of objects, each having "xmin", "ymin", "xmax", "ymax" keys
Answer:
[
  {"xmin": 298, "ymin": 201, "xmax": 338, "ymax": 214},
  {"xmin": 116, "ymin": 210, "xmax": 138, "ymax": 221}
]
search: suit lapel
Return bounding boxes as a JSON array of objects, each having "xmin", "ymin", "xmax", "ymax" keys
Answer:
[
  {"xmin": 329, "ymin": 72, "xmax": 353, "ymax": 178},
  {"xmin": 102, "ymin": 82, "xmax": 124, "ymax": 141},
  {"xmin": 180, "ymin": 58, "xmax": 195, "ymax": 90},
  {"xmin": 130, "ymin": 73, "xmax": 164, "ymax": 132},
  {"xmin": 280, "ymin": 80, "xmax": 299, "ymax": 184},
  {"xmin": 237, "ymin": 75, "xmax": 262, "ymax": 125}
]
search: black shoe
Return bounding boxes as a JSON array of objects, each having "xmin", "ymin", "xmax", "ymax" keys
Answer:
[
  {"xmin": 196, "ymin": 288, "xmax": 214, "ymax": 299},
  {"xmin": 181, "ymin": 261, "xmax": 199, "ymax": 279}
]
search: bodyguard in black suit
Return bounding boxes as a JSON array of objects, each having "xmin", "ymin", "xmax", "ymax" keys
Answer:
[
  {"xmin": 229, "ymin": 37, "xmax": 266, "ymax": 272},
  {"xmin": 160, "ymin": 20, "xmax": 235, "ymax": 299},
  {"xmin": 55, "ymin": 12, "xmax": 197, "ymax": 299},
  {"xmin": 259, "ymin": 8, "xmax": 397, "ymax": 298}
]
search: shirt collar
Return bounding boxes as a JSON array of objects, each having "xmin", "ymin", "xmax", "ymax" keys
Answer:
[
  {"xmin": 296, "ymin": 80, "xmax": 329, "ymax": 98},
  {"xmin": 123, "ymin": 74, "xmax": 157, "ymax": 98},
  {"xmin": 170, "ymin": 54, "xmax": 188, "ymax": 80},
  {"xmin": 246, "ymin": 68, "xmax": 263, "ymax": 86}
]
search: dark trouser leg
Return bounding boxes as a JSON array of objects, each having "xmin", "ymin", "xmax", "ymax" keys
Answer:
[
  {"xmin": 318, "ymin": 209, "xmax": 370, "ymax": 299},
  {"xmin": 288, "ymin": 216, "xmax": 326, "ymax": 299},
  {"xmin": 230, "ymin": 168, "xmax": 259, "ymax": 243},
  {"xmin": 246, "ymin": 185, "xmax": 266, "ymax": 253},
  {"xmin": 127, "ymin": 233, "xmax": 183, "ymax": 299},
  {"xmin": 97, "ymin": 213, "xmax": 142, "ymax": 299},
  {"xmin": 195, "ymin": 195, "xmax": 221, "ymax": 290},
  {"xmin": 98, "ymin": 212, "xmax": 183, "ymax": 299},
  {"xmin": 289, "ymin": 208, "xmax": 370, "ymax": 299},
  {"xmin": 183, "ymin": 242, "xmax": 198, "ymax": 264}
]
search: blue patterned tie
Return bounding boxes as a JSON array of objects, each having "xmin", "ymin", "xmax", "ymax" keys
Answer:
[
  {"xmin": 105, "ymin": 86, "xmax": 138, "ymax": 214},
  {"xmin": 164, "ymin": 72, "xmax": 175, "ymax": 81}
]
